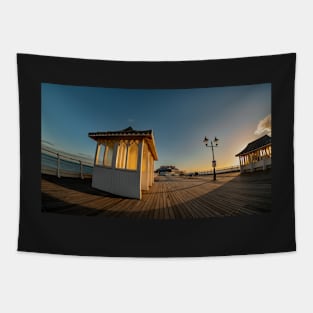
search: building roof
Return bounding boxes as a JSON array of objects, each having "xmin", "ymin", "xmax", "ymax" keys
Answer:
[
  {"xmin": 235, "ymin": 135, "xmax": 271, "ymax": 157},
  {"xmin": 89, "ymin": 126, "xmax": 152, "ymax": 138},
  {"xmin": 88, "ymin": 126, "xmax": 158, "ymax": 160}
]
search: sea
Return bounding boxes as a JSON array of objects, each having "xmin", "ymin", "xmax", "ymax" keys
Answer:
[{"xmin": 41, "ymin": 153, "xmax": 93, "ymax": 175}]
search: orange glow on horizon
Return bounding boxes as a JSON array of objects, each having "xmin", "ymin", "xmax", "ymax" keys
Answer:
[{"xmin": 157, "ymin": 131, "xmax": 270, "ymax": 173}]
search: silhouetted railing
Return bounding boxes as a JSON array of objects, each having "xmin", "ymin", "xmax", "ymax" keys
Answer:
[
  {"xmin": 41, "ymin": 147, "xmax": 93, "ymax": 179},
  {"xmin": 193, "ymin": 166, "xmax": 240, "ymax": 176}
]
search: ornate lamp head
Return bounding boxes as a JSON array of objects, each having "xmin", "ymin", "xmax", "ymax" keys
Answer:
[
  {"xmin": 203, "ymin": 136, "xmax": 209, "ymax": 146},
  {"xmin": 214, "ymin": 137, "xmax": 219, "ymax": 146}
]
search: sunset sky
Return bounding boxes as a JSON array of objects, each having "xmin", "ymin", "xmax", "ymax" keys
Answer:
[{"xmin": 41, "ymin": 83, "xmax": 271, "ymax": 171}]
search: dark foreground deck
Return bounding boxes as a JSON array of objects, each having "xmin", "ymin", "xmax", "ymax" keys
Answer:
[{"xmin": 41, "ymin": 170, "xmax": 271, "ymax": 219}]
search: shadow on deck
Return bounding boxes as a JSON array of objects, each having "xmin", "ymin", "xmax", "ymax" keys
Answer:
[{"xmin": 41, "ymin": 170, "xmax": 272, "ymax": 219}]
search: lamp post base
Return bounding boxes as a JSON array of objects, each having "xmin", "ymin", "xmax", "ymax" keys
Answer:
[{"xmin": 213, "ymin": 168, "xmax": 216, "ymax": 181}]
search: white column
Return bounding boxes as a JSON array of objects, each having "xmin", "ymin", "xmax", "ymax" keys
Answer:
[
  {"xmin": 239, "ymin": 157, "xmax": 243, "ymax": 174},
  {"xmin": 112, "ymin": 142, "xmax": 118, "ymax": 169},
  {"xmin": 94, "ymin": 143, "xmax": 101, "ymax": 166},
  {"xmin": 146, "ymin": 151, "xmax": 150, "ymax": 189},
  {"xmin": 140, "ymin": 142, "xmax": 149, "ymax": 191},
  {"xmin": 149, "ymin": 154, "xmax": 154, "ymax": 186},
  {"xmin": 148, "ymin": 154, "xmax": 151, "ymax": 186},
  {"xmin": 137, "ymin": 140, "xmax": 143, "ymax": 173},
  {"xmin": 137, "ymin": 140, "xmax": 144, "ymax": 199},
  {"xmin": 263, "ymin": 159, "xmax": 266, "ymax": 170}
]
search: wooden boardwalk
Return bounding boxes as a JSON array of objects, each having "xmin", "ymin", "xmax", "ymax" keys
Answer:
[{"xmin": 41, "ymin": 171, "xmax": 271, "ymax": 219}]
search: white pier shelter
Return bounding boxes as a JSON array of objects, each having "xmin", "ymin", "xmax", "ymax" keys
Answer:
[
  {"xmin": 88, "ymin": 127, "xmax": 158, "ymax": 199},
  {"xmin": 236, "ymin": 135, "xmax": 272, "ymax": 173}
]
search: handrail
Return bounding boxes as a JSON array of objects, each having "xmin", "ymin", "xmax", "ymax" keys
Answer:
[
  {"xmin": 41, "ymin": 147, "xmax": 93, "ymax": 179},
  {"xmin": 196, "ymin": 165, "xmax": 240, "ymax": 175},
  {"xmin": 41, "ymin": 147, "xmax": 93, "ymax": 164}
]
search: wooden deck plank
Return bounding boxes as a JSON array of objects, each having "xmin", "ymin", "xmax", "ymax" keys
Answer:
[{"xmin": 41, "ymin": 171, "xmax": 272, "ymax": 219}]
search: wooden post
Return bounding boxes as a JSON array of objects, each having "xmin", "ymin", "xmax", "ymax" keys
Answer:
[
  {"xmin": 80, "ymin": 161, "xmax": 84, "ymax": 179},
  {"xmin": 57, "ymin": 153, "xmax": 61, "ymax": 178}
]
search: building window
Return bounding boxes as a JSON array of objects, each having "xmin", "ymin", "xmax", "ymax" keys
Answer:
[
  {"xmin": 126, "ymin": 143, "xmax": 138, "ymax": 170},
  {"xmin": 95, "ymin": 141, "xmax": 140, "ymax": 170},
  {"xmin": 104, "ymin": 143, "xmax": 114, "ymax": 167},
  {"xmin": 116, "ymin": 142, "xmax": 127, "ymax": 169},
  {"xmin": 95, "ymin": 144, "xmax": 105, "ymax": 166}
]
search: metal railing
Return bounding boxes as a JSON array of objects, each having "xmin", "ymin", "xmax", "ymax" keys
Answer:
[
  {"xmin": 194, "ymin": 165, "xmax": 240, "ymax": 176},
  {"xmin": 41, "ymin": 147, "xmax": 94, "ymax": 179}
]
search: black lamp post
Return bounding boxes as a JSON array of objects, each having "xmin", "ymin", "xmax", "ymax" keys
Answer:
[{"xmin": 203, "ymin": 136, "xmax": 219, "ymax": 181}]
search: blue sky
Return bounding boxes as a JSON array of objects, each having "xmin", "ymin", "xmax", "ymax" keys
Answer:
[{"xmin": 41, "ymin": 83, "xmax": 271, "ymax": 171}]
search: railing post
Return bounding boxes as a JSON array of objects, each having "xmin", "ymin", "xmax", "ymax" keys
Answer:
[
  {"xmin": 57, "ymin": 153, "xmax": 61, "ymax": 178},
  {"xmin": 263, "ymin": 159, "xmax": 266, "ymax": 171},
  {"xmin": 80, "ymin": 161, "xmax": 84, "ymax": 179}
]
